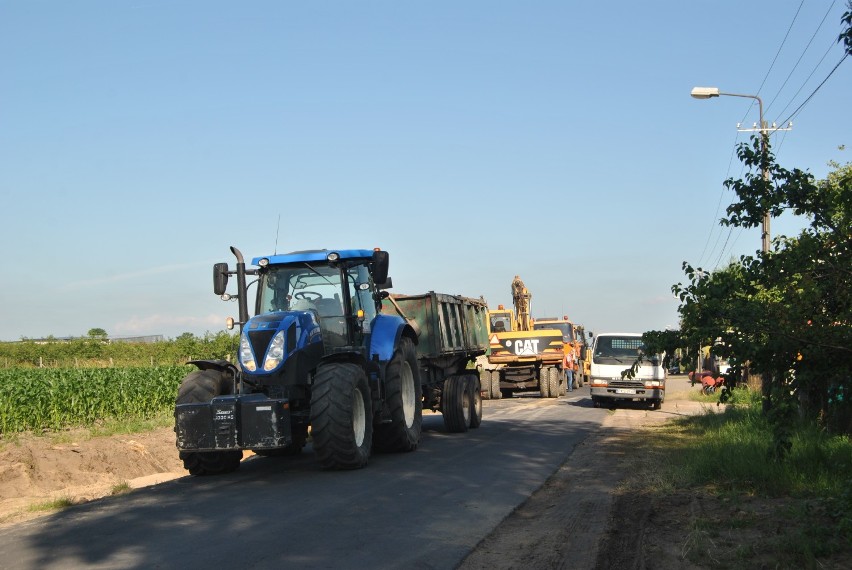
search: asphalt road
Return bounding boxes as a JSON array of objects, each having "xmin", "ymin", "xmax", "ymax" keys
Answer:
[{"xmin": 0, "ymin": 389, "xmax": 607, "ymax": 570}]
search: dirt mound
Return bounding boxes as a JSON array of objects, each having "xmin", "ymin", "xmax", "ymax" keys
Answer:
[{"xmin": 0, "ymin": 426, "xmax": 185, "ymax": 527}]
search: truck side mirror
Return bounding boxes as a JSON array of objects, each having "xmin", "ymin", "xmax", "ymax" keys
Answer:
[
  {"xmin": 372, "ymin": 250, "xmax": 389, "ymax": 285},
  {"xmin": 214, "ymin": 263, "xmax": 229, "ymax": 296}
]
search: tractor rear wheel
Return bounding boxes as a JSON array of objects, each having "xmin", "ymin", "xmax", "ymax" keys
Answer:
[
  {"xmin": 176, "ymin": 368, "xmax": 243, "ymax": 476},
  {"xmin": 310, "ymin": 362, "xmax": 373, "ymax": 470},
  {"xmin": 442, "ymin": 375, "xmax": 470, "ymax": 433},
  {"xmin": 374, "ymin": 337, "xmax": 423, "ymax": 452}
]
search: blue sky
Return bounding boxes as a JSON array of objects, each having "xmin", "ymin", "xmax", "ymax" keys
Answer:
[{"xmin": 1, "ymin": 1, "xmax": 849, "ymax": 341}]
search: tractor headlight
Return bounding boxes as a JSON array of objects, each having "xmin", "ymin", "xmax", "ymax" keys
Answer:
[
  {"xmin": 239, "ymin": 334, "xmax": 256, "ymax": 372},
  {"xmin": 263, "ymin": 330, "xmax": 286, "ymax": 371}
]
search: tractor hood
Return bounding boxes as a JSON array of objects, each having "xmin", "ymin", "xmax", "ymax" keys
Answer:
[{"xmin": 241, "ymin": 311, "xmax": 323, "ymax": 375}]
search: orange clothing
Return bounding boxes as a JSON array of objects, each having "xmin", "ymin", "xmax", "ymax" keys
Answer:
[{"xmin": 563, "ymin": 350, "xmax": 577, "ymax": 371}]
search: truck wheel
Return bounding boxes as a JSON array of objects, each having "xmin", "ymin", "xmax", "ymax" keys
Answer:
[
  {"xmin": 467, "ymin": 374, "xmax": 482, "ymax": 428},
  {"xmin": 491, "ymin": 371, "xmax": 502, "ymax": 399},
  {"xmin": 557, "ymin": 369, "xmax": 567, "ymax": 396},
  {"xmin": 539, "ymin": 372, "xmax": 550, "ymax": 398},
  {"xmin": 310, "ymin": 362, "xmax": 373, "ymax": 470},
  {"xmin": 373, "ymin": 337, "xmax": 423, "ymax": 453},
  {"xmin": 547, "ymin": 366, "xmax": 559, "ymax": 398},
  {"xmin": 480, "ymin": 370, "xmax": 492, "ymax": 400},
  {"xmin": 442, "ymin": 375, "xmax": 470, "ymax": 433},
  {"xmin": 176, "ymin": 369, "xmax": 243, "ymax": 476}
]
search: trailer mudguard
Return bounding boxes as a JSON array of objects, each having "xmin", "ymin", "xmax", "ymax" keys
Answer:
[{"xmin": 369, "ymin": 314, "xmax": 410, "ymax": 362}]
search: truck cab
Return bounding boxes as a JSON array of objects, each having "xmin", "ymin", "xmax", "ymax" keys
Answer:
[{"xmin": 589, "ymin": 333, "xmax": 665, "ymax": 409}]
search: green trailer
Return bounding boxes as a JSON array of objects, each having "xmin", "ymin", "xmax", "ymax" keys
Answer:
[{"xmin": 382, "ymin": 291, "xmax": 489, "ymax": 432}]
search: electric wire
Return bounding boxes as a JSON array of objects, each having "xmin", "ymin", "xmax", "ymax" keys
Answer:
[
  {"xmin": 778, "ymin": 52, "xmax": 848, "ymax": 126},
  {"xmin": 765, "ymin": 0, "xmax": 837, "ymax": 115},
  {"xmin": 772, "ymin": 38, "xmax": 837, "ymax": 124}
]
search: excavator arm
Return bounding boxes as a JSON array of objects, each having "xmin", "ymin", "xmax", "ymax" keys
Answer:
[{"xmin": 511, "ymin": 275, "xmax": 532, "ymax": 332}]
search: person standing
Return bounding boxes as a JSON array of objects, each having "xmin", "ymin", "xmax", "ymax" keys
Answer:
[{"xmin": 564, "ymin": 348, "xmax": 576, "ymax": 393}]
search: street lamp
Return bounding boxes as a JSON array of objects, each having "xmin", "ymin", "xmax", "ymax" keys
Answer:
[{"xmin": 691, "ymin": 86, "xmax": 770, "ymax": 254}]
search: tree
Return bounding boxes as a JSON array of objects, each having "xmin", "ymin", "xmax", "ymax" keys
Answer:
[
  {"xmin": 643, "ymin": 148, "xmax": 851, "ymax": 449},
  {"xmin": 87, "ymin": 328, "xmax": 108, "ymax": 339}
]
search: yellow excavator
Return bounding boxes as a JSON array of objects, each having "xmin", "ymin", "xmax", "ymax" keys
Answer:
[{"xmin": 479, "ymin": 275, "xmax": 565, "ymax": 399}]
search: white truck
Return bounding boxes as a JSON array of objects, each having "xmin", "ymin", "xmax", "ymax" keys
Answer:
[{"xmin": 589, "ymin": 332, "xmax": 665, "ymax": 409}]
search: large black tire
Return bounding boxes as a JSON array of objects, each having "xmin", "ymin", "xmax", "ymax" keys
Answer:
[
  {"xmin": 467, "ymin": 373, "xmax": 483, "ymax": 429},
  {"xmin": 310, "ymin": 362, "xmax": 373, "ymax": 470},
  {"xmin": 557, "ymin": 368, "xmax": 567, "ymax": 396},
  {"xmin": 491, "ymin": 370, "xmax": 502, "ymax": 399},
  {"xmin": 547, "ymin": 366, "xmax": 559, "ymax": 398},
  {"xmin": 443, "ymin": 375, "xmax": 470, "ymax": 433},
  {"xmin": 176, "ymin": 369, "xmax": 243, "ymax": 476},
  {"xmin": 539, "ymin": 372, "xmax": 551, "ymax": 398},
  {"xmin": 480, "ymin": 370, "xmax": 492, "ymax": 400},
  {"xmin": 373, "ymin": 338, "xmax": 423, "ymax": 453}
]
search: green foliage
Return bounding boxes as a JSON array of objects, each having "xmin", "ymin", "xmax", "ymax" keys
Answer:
[
  {"xmin": 643, "ymin": 151, "xmax": 852, "ymax": 443},
  {"xmin": 0, "ymin": 331, "xmax": 239, "ymax": 368},
  {"xmin": 0, "ymin": 366, "xmax": 191, "ymax": 433}
]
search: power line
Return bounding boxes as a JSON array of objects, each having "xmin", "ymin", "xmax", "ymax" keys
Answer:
[
  {"xmin": 766, "ymin": 0, "xmax": 837, "ymax": 115},
  {"xmin": 772, "ymin": 38, "xmax": 837, "ymax": 128},
  {"xmin": 779, "ymin": 53, "xmax": 848, "ymax": 126}
]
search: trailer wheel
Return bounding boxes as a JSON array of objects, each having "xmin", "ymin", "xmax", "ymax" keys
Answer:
[
  {"xmin": 310, "ymin": 362, "xmax": 373, "ymax": 470},
  {"xmin": 175, "ymin": 369, "xmax": 243, "ymax": 476},
  {"xmin": 491, "ymin": 371, "xmax": 502, "ymax": 399},
  {"xmin": 467, "ymin": 374, "xmax": 482, "ymax": 428},
  {"xmin": 374, "ymin": 337, "xmax": 423, "ymax": 453},
  {"xmin": 442, "ymin": 375, "xmax": 470, "ymax": 433},
  {"xmin": 547, "ymin": 366, "xmax": 559, "ymax": 398}
]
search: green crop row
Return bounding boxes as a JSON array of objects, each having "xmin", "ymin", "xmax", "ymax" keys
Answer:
[{"xmin": 0, "ymin": 366, "xmax": 192, "ymax": 434}]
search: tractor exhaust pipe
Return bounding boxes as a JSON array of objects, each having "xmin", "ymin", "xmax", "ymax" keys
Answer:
[{"xmin": 230, "ymin": 246, "xmax": 250, "ymax": 333}]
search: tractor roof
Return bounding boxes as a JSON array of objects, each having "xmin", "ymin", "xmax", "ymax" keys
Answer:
[{"xmin": 251, "ymin": 249, "xmax": 376, "ymax": 266}]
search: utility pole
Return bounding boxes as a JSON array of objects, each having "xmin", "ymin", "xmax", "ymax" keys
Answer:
[{"xmin": 690, "ymin": 87, "xmax": 792, "ymax": 253}]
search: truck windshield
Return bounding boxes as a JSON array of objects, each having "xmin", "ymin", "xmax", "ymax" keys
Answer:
[
  {"xmin": 593, "ymin": 336, "xmax": 655, "ymax": 365},
  {"xmin": 533, "ymin": 322, "xmax": 574, "ymax": 342},
  {"xmin": 259, "ymin": 264, "xmax": 345, "ymax": 315}
]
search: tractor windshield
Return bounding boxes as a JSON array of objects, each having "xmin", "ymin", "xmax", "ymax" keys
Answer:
[{"xmin": 259, "ymin": 264, "xmax": 344, "ymax": 316}]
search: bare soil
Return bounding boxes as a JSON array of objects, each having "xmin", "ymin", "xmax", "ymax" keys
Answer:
[{"xmin": 2, "ymin": 379, "xmax": 849, "ymax": 569}]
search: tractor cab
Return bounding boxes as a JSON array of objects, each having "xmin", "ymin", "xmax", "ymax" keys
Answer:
[{"xmin": 256, "ymin": 256, "xmax": 380, "ymax": 352}]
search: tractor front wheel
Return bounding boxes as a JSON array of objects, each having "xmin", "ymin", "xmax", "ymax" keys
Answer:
[
  {"xmin": 310, "ymin": 363, "xmax": 373, "ymax": 470},
  {"xmin": 176, "ymin": 369, "xmax": 243, "ymax": 476}
]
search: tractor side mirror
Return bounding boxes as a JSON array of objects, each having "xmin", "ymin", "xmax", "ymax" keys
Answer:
[
  {"xmin": 213, "ymin": 263, "xmax": 229, "ymax": 296},
  {"xmin": 372, "ymin": 250, "xmax": 389, "ymax": 286},
  {"xmin": 376, "ymin": 277, "xmax": 393, "ymax": 291}
]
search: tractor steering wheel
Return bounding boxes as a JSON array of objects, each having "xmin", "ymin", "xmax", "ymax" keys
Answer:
[{"xmin": 294, "ymin": 291, "xmax": 322, "ymax": 301}]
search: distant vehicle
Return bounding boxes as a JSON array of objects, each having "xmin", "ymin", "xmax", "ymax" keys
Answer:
[{"xmin": 589, "ymin": 333, "xmax": 665, "ymax": 409}]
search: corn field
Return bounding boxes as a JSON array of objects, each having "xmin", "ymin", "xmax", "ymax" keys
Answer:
[{"xmin": 0, "ymin": 366, "xmax": 191, "ymax": 434}]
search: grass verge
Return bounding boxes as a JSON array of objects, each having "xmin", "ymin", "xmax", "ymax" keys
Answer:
[{"xmin": 621, "ymin": 387, "xmax": 852, "ymax": 569}]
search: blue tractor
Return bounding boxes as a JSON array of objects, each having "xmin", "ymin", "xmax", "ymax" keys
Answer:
[{"xmin": 174, "ymin": 246, "xmax": 421, "ymax": 475}]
